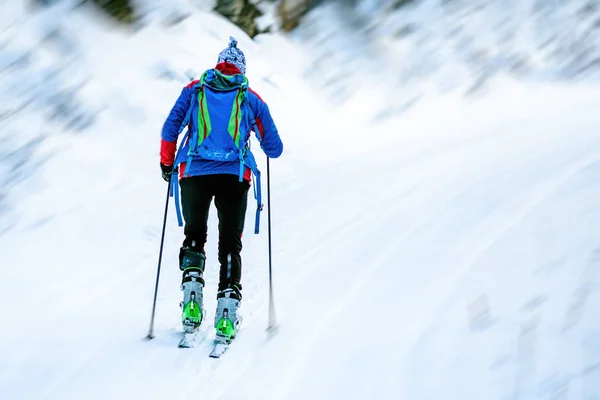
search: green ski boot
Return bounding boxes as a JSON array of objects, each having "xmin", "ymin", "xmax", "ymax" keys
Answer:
[{"xmin": 214, "ymin": 286, "xmax": 242, "ymax": 343}]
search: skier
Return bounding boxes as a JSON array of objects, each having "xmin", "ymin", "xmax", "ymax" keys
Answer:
[{"xmin": 159, "ymin": 37, "xmax": 283, "ymax": 342}]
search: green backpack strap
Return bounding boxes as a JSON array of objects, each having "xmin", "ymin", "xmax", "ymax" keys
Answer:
[{"xmin": 184, "ymin": 72, "xmax": 209, "ymax": 177}]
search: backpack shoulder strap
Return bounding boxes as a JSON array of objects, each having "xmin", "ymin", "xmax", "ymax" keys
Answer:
[{"xmin": 178, "ymin": 80, "xmax": 204, "ymax": 135}]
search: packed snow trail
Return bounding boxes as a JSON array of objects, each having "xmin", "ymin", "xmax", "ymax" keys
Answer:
[{"xmin": 1, "ymin": 3, "xmax": 600, "ymax": 400}]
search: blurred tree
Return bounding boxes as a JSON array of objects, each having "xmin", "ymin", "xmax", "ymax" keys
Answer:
[
  {"xmin": 215, "ymin": 0, "xmax": 246, "ymax": 18},
  {"xmin": 215, "ymin": 0, "xmax": 263, "ymax": 38},
  {"xmin": 88, "ymin": 0, "xmax": 135, "ymax": 24},
  {"xmin": 278, "ymin": 0, "xmax": 314, "ymax": 32},
  {"xmin": 391, "ymin": 0, "xmax": 415, "ymax": 9},
  {"xmin": 213, "ymin": 0, "xmax": 321, "ymax": 36}
]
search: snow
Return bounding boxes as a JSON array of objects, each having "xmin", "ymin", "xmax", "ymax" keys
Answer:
[
  {"xmin": 1, "ymin": 1, "xmax": 600, "ymax": 399},
  {"xmin": 294, "ymin": 0, "xmax": 600, "ymax": 118}
]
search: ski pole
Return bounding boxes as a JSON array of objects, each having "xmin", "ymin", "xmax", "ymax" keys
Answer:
[
  {"xmin": 145, "ymin": 178, "xmax": 172, "ymax": 340},
  {"xmin": 266, "ymin": 157, "xmax": 278, "ymax": 332}
]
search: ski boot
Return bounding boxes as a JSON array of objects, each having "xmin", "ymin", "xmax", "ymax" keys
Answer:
[
  {"xmin": 180, "ymin": 248, "xmax": 206, "ymax": 333},
  {"xmin": 214, "ymin": 285, "xmax": 242, "ymax": 343}
]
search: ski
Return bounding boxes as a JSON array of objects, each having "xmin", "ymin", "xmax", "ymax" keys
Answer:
[
  {"xmin": 209, "ymin": 335, "xmax": 232, "ymax": 358},
  {"xmin": 178, "ymin": 324, "xmax": 212, "ymax": 348},
  {"xmin": 178, "ymin": 329, "xmax": 198, "ymax": 348}
]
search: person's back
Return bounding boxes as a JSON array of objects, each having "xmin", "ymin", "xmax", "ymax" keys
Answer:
[{"xmin": 159, "ymin": 37, "xmax": 283, "ymax": 344}]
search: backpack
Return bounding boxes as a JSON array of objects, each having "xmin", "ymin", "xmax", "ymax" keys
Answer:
[{"xmin": 170, "ymin": 68, "xmax": 264, "ymax": 234}]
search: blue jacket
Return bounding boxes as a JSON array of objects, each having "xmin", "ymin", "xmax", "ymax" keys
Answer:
[{"xmin": 160, "ymin": 62, "xmax": 283, "ymax": 180}]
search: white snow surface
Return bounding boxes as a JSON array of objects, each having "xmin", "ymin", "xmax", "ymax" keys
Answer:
[{"xmin": 1, "ymin": 1, "xmax": 600, "ymax": 400}]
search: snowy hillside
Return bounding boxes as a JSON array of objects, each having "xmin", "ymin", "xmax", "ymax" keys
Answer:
[
  {"xmin": 294, "ymin": 0, "xmax": 600, "ymax": 116},
  {"xmin": 1, "ymin": 1, "xmax": 600, "ymax": 399}
]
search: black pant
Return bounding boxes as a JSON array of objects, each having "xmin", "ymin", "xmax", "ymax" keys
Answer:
[{"xmin": 180, "ymin": 174, "xmax": 250, "ymax": 292}]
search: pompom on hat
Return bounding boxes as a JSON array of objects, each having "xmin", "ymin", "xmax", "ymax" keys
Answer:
[{"xmin": 217, "ymin": 36, "xmax": 246, "ymax": 74}]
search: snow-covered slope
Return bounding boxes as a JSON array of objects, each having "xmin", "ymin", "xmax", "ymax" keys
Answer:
[
  {"xmin": 1, "ymin": 1, "xmax": 600, "ymax": 400},
  {"xmin": 294, "ymin": 0, "xmax": 600, "ymax": 117}
]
